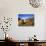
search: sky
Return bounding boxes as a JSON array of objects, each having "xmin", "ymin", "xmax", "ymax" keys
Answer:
[{"xmin": 18, "ymin": 14, "xmax": 34, "ymax": 20}]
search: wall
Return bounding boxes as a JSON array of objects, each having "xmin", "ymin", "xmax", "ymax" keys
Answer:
[{"xmin": 0, "ymin": 0, "xmax": 46, "ymax": 40}]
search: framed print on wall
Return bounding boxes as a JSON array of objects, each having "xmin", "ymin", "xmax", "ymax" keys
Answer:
[{"xmin": 18, "ymin": 14, "xmax": 34, "ymax": 26}]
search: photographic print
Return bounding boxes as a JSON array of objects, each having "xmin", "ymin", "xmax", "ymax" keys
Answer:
[{"xmin": 18, "ymin": 14, "xmax": 34, "ymax": 26}]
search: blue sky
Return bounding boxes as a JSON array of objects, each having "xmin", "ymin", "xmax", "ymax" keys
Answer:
[{"xmin": 18, "ymin": 14, "xmax": 34, "ymax": 20}]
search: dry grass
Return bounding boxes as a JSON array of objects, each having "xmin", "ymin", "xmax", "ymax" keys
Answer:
[{"xmin": 18, "ymin": 20, "xmax": 34, "ymax": 26}]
